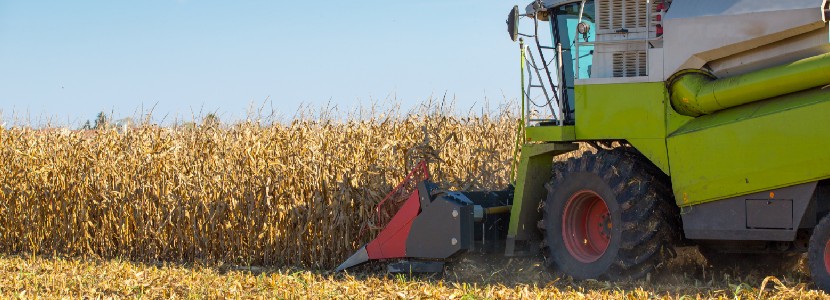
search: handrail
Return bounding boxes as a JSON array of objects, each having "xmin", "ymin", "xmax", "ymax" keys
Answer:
[
  {"xmin": 532, "ymin": 2, "xmax": 564, "ymax": 124},
  {"xmin": 525, "ymin": 46, "xmax": 558, "ymax": 121},
  {"xmin": 575, "ymin": 0, "xmax": 587, "ymax": 89},
  {"xmin": 574, "ymin": 36, "xmax": 662, "ymax": 46}
]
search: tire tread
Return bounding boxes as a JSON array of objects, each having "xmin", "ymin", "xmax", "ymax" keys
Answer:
[{"xmin": 540, "ymin": 146, "xmax": 679, "ymax": 280}]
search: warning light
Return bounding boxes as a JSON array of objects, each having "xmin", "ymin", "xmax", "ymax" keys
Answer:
[{"xmin": 770, "ymin": 192, "xmax": 775, "ymax": 199}]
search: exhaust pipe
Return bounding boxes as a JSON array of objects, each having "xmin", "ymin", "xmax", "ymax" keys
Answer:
[{"xmin": 669, "ymin": 53, "xmax": 830, "ymax": 117}]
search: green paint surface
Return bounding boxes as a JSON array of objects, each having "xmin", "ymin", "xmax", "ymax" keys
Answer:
[
  {"xmin": 668, "ymin": 87, "xmax": 830, "ymax": 206},
  {"xmin": 575, "ymin": 82, "xmax": 672, "ymax": 174},
  {"xmin": 523, "ymin": 82, "xmax": 674, "ymax": 174},
  {"xmin": 575, "ymin": 82, "xmax": 668, "ymax": 139},
  {"xmin": 510, "ymin": 80, "xmax": 830, "ymax": 240},
  {"xmin": 526, "ymin": 125, "xmax": 575, "ymax": 142},
  {"xmin": 507, "ymin": 143, "xmax": 578, "ymax": 239},
  {"xmin": 670, "ymin": 54, "xmax": 830, "ymax": 116}
]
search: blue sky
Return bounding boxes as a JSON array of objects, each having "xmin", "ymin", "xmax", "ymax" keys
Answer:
[{"xmin": 0, "ymin": 1, "xmax": 524, "ymax": 126}]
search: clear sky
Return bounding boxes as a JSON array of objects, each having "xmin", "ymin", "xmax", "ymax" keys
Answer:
[{"xmin": 0, "ymin": 1, "xmax": 525, "ymax": 126}]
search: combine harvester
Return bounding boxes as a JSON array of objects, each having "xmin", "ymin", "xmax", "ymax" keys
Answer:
[{"xmin": 339, "ymin": 0, "xmax": 830, "ymax": 291}]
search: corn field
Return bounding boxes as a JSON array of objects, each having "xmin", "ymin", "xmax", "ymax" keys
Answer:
[{"xmin": 0, "ymin": 106, "xmax": 518, "ymax": 269}]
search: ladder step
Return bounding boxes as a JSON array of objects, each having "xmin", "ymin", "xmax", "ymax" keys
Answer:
[
  {"xmin": 539, "ymin": 46, "xmax": 556, "ymax": 50},
  {"xmin": 529, "ymin": 85, "xmax": 544, "ymax": 88}
]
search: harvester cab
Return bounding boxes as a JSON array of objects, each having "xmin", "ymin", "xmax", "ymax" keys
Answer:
[
  {"xmin": 511, "ymin": 0, "xmax": 663, "ymax": 127},
  {"xmin": 341, "ymin": 0, "xmax": 830, "ymax": 292}
]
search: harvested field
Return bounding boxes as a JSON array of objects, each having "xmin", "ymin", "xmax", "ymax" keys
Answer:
[{"xmin": 0, "ymin": 252, "xmax": 825, "ymax": 299}]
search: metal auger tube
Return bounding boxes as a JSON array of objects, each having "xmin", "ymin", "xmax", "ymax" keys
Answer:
[{"xmin": 669, "ymin": 53, "xmax": 830, "ymax": 117}]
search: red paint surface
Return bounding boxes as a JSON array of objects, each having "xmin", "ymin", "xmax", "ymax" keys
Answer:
[
  {"xmin": 655, "ymin": 4, "xmax": 664, "ymax": 36},
  {"xmin": 366, "ymin": 190, "xmax": 421, "ymax": 259},
  {"xmin": 562, "ymin": 190, "xmax": 611, "ymax": 264}
]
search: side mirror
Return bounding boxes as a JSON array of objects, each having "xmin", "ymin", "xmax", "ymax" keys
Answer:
[
  {"xmin": 577, "ymin": 21, "xmax": 591, "ymax": 42},
  {"xmin": 506, "ymin": 5, "xmax": 520, "ymax": 42}
]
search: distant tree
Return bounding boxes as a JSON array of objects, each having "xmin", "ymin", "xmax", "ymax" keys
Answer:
[
  {"xmin": 203, "ymin": 113, "xmax": 220, "ymax": 127},
  {"xmin": 180, "ymin": 122, "xmax": 197, "ymax": 130},
  {"xmin": 94, "ymin": 112, "xmax": 109, "ymax": 129},
  {"xmin": 81, "ymin": 120, "xmax": 92, "ymax": 130},
  {"xmin": 114, "ymin": 117, "xmax": 134, "ymax": 128}
]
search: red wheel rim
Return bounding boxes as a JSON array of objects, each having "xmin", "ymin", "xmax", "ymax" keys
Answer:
[
  {"xmin": 825, "ymin": 239, "xmax": 830, "ymax": 274},
  {"xmin": 562, "ymin": 190, "xmax": 611, "ymax": 263}
]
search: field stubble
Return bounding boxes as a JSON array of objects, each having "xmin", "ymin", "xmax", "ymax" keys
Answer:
[{"xmin": 0, "ymin": 251, "xmax": 824, "ymax": 299}]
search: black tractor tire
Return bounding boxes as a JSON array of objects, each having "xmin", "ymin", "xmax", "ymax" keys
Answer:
[
  {"xmin": 540, "ymin": 147, "xmax": 680, "ymax": 280},
  {"xmin": 808, "ymin": 214, "xmax": 830, "ymax": 292}
]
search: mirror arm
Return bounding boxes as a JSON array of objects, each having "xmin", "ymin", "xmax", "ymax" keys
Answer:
[{"xmin": 575, "ymin": 0, "xmax": 587, "ymax": 81}]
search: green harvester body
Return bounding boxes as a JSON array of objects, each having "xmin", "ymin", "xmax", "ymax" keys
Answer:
[
  {"xmin": 505, "ymin": 0, "xmax": 830, "ymax": 251},
  {"xmin": 339, "ymin": 0, "xmax": 830, "ymax": 286}
]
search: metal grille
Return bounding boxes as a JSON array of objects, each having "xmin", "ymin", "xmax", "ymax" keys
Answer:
[
  {"xmin": 597, "ymin": 0, "xmax": 649, "ymax": 31},
  {"xmin": 612, "ymin": 51, "xmax": 648, "ymax": 77}
]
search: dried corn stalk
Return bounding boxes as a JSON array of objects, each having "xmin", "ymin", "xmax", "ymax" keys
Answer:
[{"xmin": 0, "ymin": 108, "xmax": 517, "ymax": 269}]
